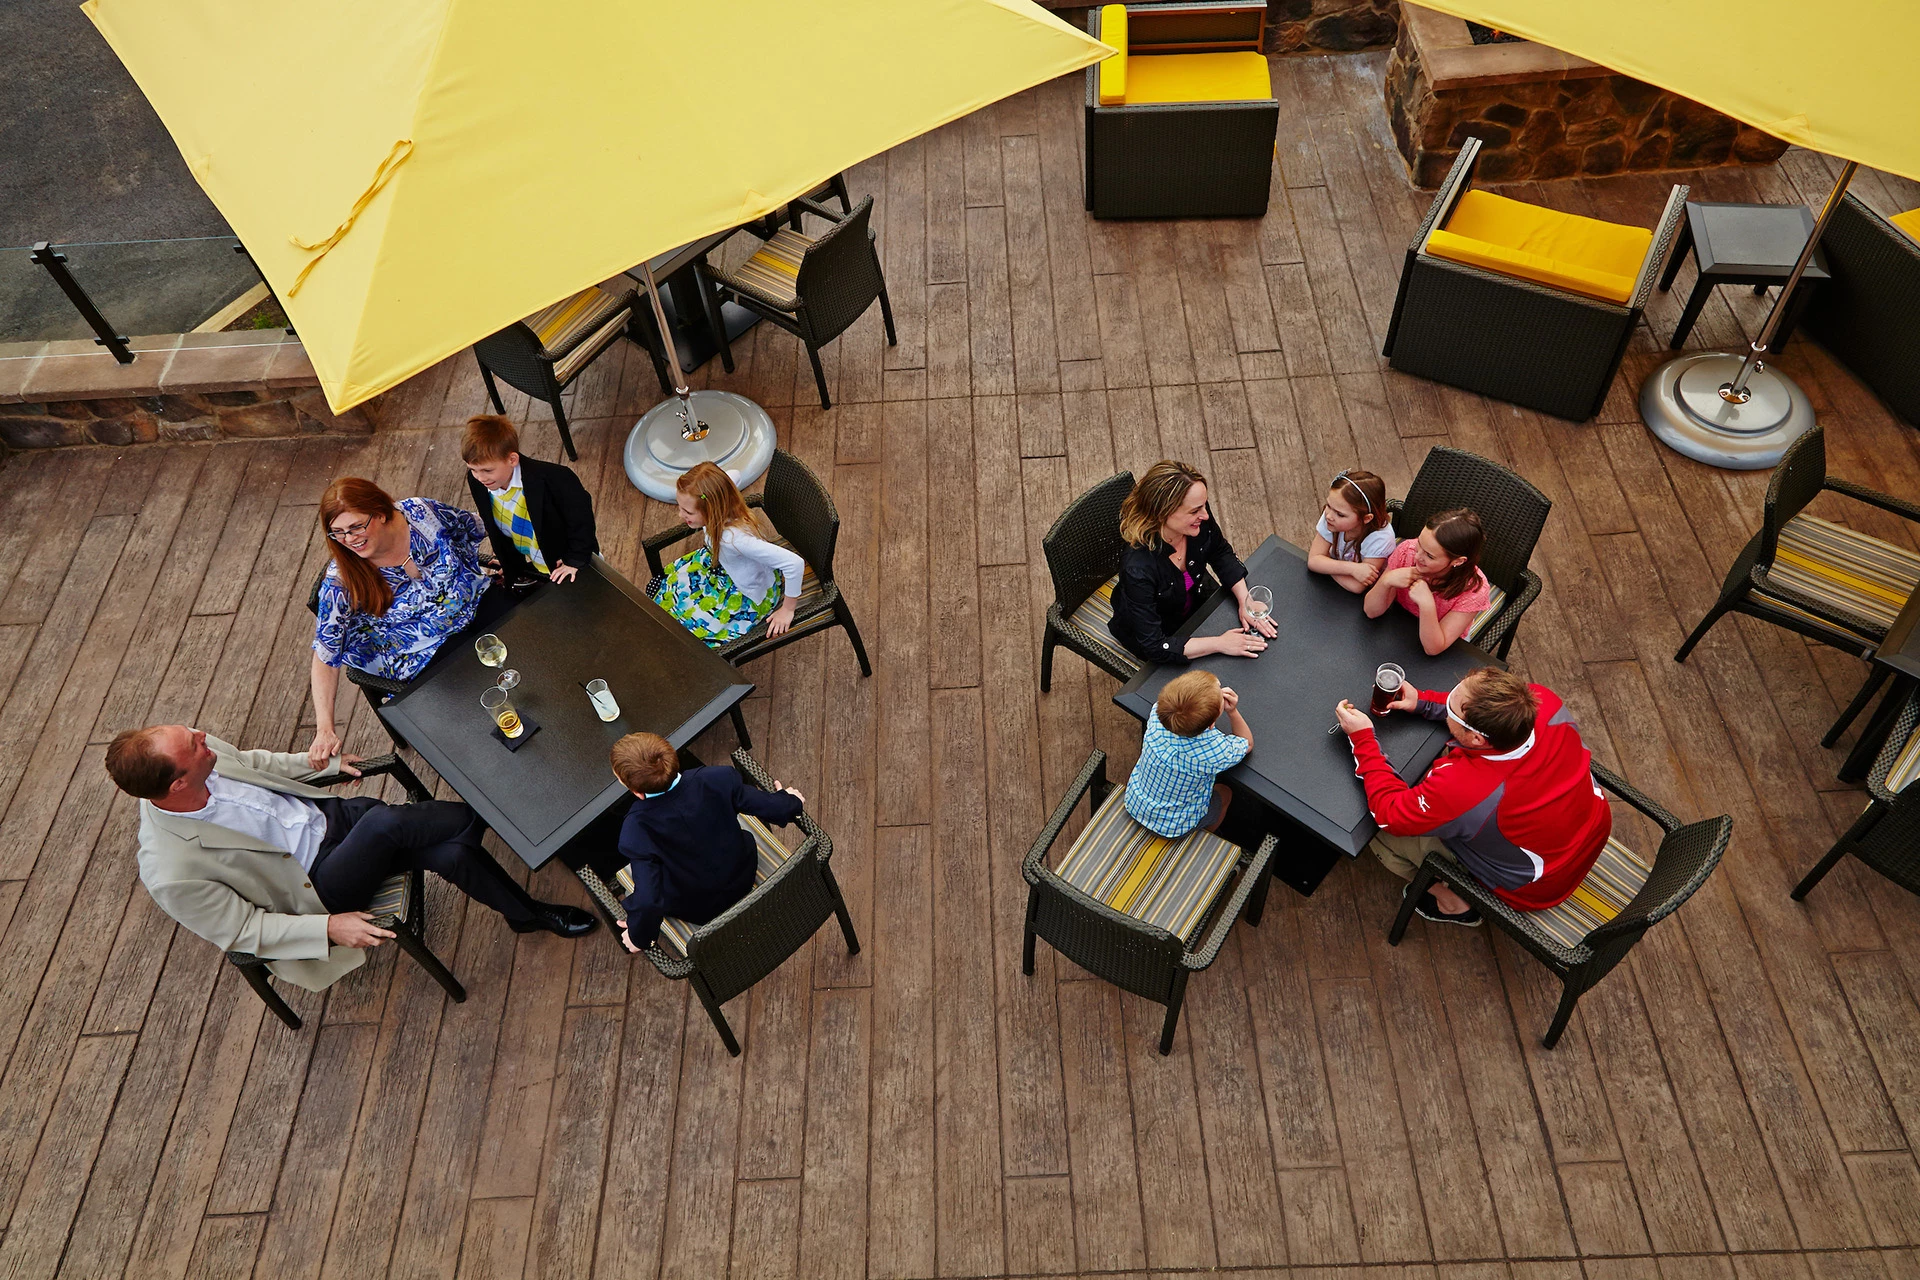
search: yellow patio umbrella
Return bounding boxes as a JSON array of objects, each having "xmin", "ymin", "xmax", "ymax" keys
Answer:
[
  {"xmin": 1415, "ymin": 1, "xmax": 1920, "ymax": 467},
  {"xmin": 81, "ymin": 0, "xmax": 1109, "ymax": 427}
]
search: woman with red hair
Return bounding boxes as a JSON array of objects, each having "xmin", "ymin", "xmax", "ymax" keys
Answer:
[{"xmin": 306, "ymin": 477, "xmax": 506, "ymax": 768}]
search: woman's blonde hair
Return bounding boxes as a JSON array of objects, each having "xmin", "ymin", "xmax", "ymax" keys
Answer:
[
  {"xmin": 676, "ymin": 462, "xmax": 759, "ymax": 561},
  {"xmin": 1119, "ymin": 459, "xmax": 1209, "ymax": 548}
]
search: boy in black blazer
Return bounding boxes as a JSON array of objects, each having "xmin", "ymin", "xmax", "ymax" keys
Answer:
[
  {"xmin": 609, "ymin": 733, "xmax": 807, "ymax": 952},
  {"xmin": 462, "ymin": 414, "xmax": 599, "ymax": 585}
]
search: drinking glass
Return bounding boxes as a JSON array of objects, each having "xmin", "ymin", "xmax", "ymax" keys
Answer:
[
  {"xmin": 1370, "ymin": 662, "xmax": 1407, "ymax": 715},
  {"xmin": 585, "ymin": 678, "xmax": 620, "ymax": 722},
  {"xmin": 495, "ymin": 668, "xmax": 520, "ymax": 693},
  {"xmin": 475, "ymin": 634, "xmax": 507, "ymax": 668},
  {"xmin": 481, "ymin": 685, "xmax": 523, "ymax": 738},
  {"xmin": 1246, "ymin": 585, "xmax": 1273, "ymax": 623}
]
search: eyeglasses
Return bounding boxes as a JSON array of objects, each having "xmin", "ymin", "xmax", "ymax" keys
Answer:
[
  {"xmin": 328, "ymin": 517, "xmax": 375, "ymax": 542},
  {"xmin": 1331, "ymin": 470, "xmax": 1373, "ymax": 515}
]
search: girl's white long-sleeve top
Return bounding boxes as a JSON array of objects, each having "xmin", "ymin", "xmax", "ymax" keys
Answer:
[{"xmin": 717, "ymin": 523, "xmax": 805, "ymax": 603}]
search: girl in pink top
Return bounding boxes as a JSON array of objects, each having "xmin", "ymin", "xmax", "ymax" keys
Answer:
[{"xmin": 1363, "ymin": 508, "xmax": 1491, "ymax": 655}]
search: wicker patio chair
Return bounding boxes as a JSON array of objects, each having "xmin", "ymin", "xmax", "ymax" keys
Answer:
[
  {"xmin": 1793, "ymin": 684, "xmax": 1920, "ymax": 902},
  {"xmin": 1083, "ymin": 2, "xmax": 1278, "ymax": 219},
  {"xmin": 1040, "ymin": 470, "xmax": 1139, "ymax": 692},
  {"xmin": 1800, "ymin": 194, "xmax": 1920, "ymax": 429},
  {"xmin": 745, "ymin": 171, "xmax": 853, "ymax": 239},
  {"xmin": 696, "ymin": 195, "xmax": 895, "ymax": 410},
  {"xmin": 1389, "ymin": 445, "xmax": 1551, "ymax": 661},
  {"xmin": 572, "ymin": 749, "xmax": 859, "ymax": 1056},
  {"xmin": 1388, "ymin": 762, "xmax": 1730, "ymax": 1049},
  {"xmin": 643, "ymin": 450, "xmax": 870, "ymax": 752},
  {"xmin": 473, "ymin": 282, "xmax": 653, "ymax": 462},
  {"xmin": 1673, "ymin": 426, "xmax": 1920, "ymax": 757},
  {"xmin": 227, "ymin": 753, "xmax": 467, "ymax": 1031},
  {"xmin": 1023, "ymin": 750, "xmax": 1278, "ymax": 1055},
  {"xmin": 1382, "ymin": 136, "xmax": 1689, "ymax": 422}
]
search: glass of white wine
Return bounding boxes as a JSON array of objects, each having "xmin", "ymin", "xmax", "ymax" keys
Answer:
[
  {"xmin": 481, "ymin": 685, "xmax": 522, "ymax": 738},
  {"xmin": 475, "ymin": 633, "xmax": 507, "ymax": 668},
  {"xmin": 1246, "ymin": 585, "xmax": 1273, "ymax": 624}
]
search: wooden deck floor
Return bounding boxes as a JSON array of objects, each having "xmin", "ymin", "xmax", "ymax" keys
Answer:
[{"xmin": 5, "ymin": 49, "xmax": 1920, "ymax": 1280}]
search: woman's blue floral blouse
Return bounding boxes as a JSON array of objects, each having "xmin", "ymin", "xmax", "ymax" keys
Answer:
[{"xmin": 312, "ymin": 497, "xmax": 490, "ymax": 681}]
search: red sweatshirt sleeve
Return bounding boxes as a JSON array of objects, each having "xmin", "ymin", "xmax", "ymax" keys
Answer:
[{"xmin": 1346, "ymin": 726, "xmax": 1486, "ymax": 836}]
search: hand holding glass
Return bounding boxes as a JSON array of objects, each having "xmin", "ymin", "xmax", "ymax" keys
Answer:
[
  {"xmin": 586, "ymin": 678, "xmax": 620, "ymax": 722},
  {"xmin": 1246, "ymin": 585, "xmax": 1273, "ymax": 623},
  {"xmin": 1370, "ymin": 662, "xmax": 1406, "ymax": 714},
  {"xmin": 481, "ymin": 685, "xmax": 523, "ymax": 738}
]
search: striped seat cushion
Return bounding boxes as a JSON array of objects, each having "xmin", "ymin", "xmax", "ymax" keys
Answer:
[
  {"xmin": 1462, "ymin": 584, "xmax": 1508, "ymax": 644},
  {"xmin": 551, "ymin": 311, "xmax": 629, "ymax": 384},
  {"xmin": 1888, "ymin": 720, "xmax": 1920, "ymax": 794},
  {"xmin": 1055, "ymin": 789, "xmax": 1242, "ymax": 945},
  {"xmin": 1525, "ymin": 837, "xmax": 1652, "ymax": 950},
  {"xmin": 1760, "ymin": 514, "xmax": 1920, "ymax": 637},
  {"xmin": 1064, "ymin": 575, "xmax": 1144, "ymax": 676},
  {"xmin": 718, "ymin": 228, "xmax": 815, "ymax": 310},
  {"xmin": 364, "ymin": 873, "xmax": 410, "ymax": 925},
  {"xmin": 614, "ymin": 815, "xmax": 793, "ymax": 955},
  {"xmin": 525, "ymin": 285, "xmax": 629, "ymax": 359}
]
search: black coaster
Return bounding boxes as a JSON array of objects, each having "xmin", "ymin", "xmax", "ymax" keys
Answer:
[{"xmin": 491, "ymin": 713, "xmax": 542, "ymax": 751}]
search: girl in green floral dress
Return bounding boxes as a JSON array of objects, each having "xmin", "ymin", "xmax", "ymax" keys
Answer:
[{"xmin": 652, "ymin": 462, "xmax": 803, "ymax": 646}]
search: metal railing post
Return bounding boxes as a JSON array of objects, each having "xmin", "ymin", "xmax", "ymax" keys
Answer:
[
  {"xmin": 29, "ymin": 242, "xmax": 133, "ymax": 364},
  {"xmin": 233, "ymin": 244, "xmax": 297, "ymax": 336}
]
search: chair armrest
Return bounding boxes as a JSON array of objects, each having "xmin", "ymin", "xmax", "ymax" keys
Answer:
[
  {"xmin": 309, "ymin": 752, "xmax": 401, "ymax": 787},
  {"xmin": 791, "ymin": 196, "xmax": 848, "ymax": 228},
  {"xmin": 1591, "ymin": 762, "xmax": 1682, "ymax": 834},
  {"xmin": 642, "ymin": 522, "xmax": 698, "ymax": 579},
  {"xmin": 729, "ymin": 748, "xmax": 831, "ymax": 852},
  {"xmin": 1184, "ymin": 835, "xmax": 1277, "ymax": 970},
  {"xmin": 1631, "ymin": 185, "xmax": 1691, "ymax": 309},
  {"xmin": 341, "ymin": 665, "xmax": 410, "ymax": 697},
  {"xmin": 1413, "ymin": 137, "xmax": 1481, "ymax": 251},
  {"xmin": 1867, "ymin": 688, "xmax": 1920, "ymax": 805},
  {"xmin": 1023, "ymin": 751, "xmax": 1110, "ymax": 885},
  {"xmin": 1825, "ymin": 477, "xmax": 1920, "ymax": 524}
]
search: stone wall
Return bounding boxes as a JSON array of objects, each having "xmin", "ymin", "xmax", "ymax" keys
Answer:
[{"xmin": 1267, "ymin": 0, "xmax": 1400, "ymax": 53}]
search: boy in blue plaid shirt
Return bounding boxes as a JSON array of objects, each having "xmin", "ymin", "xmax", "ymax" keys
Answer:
[{"xmin": 1125, "ymin": 669, "xmax": 1253, "ymax": 838}]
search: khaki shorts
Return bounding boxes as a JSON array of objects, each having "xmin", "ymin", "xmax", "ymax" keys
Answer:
[{"xmin": 1367, "ymin": 831, "xmax": 1448, "ymax": 881}]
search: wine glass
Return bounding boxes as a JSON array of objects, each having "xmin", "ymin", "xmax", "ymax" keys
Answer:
[
  {"xmin": 1246, "ymin": 585, "xmax": 1273, "ymax": 625},
  {"xmin": 495, "ymin": 668, "xmax": 520, "ymax": 693},
  {"xmin": 475, "ymin": 633, "xmax": 506, "ymax": 668}
]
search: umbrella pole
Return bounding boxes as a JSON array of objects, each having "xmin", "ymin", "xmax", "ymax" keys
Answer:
[
  {"xmin": 639, "ymin": 261, "xmax": 707, "ymax": 441},
  {"xmin": 1722, "ymin": 160, "xmax": 1856, "ymax": 401}
]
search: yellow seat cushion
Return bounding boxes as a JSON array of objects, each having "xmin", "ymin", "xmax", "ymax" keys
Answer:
[
  {"xmin": 1098, "ymin": 4, "xmax": 1128, "ymax": 106},
  {"xmin": 1890, "ymin": 207, "xmax": 1920, "ymax": 243},
  {"xmin": 1121, "ymin": 51, "xmax": 1273, "ymax": 106},
  {"xmin": 1425, "ymin": 189, "xmax": 1652, "ymax": 305}
]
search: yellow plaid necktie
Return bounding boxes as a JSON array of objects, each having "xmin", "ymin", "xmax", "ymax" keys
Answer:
[{"xmin": 490, "ymin": 487, "xmax": 547, "ymax": 572}]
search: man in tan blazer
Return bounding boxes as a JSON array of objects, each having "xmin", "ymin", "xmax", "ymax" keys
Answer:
[{"xmin": 107, "ymin": 725, "xmax": 595, "ymax": 991}]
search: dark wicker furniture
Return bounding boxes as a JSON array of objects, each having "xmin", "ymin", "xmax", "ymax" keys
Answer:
[
  {"xmin": 1083, "ymin": 3, "xmax": 1278, "ymax": 219},
  {"xmin": 1022, "ymin": 750, "xmax": 1278, "ymax": 1055},
  {"xmin": 1389, "ymin": 763, "xmax": 1731, "ymax": 1048},
  {"xmin": 697, "ymin": 195, "xmax": 896, "ymax": 410},
  {"xmin": 643, "ymin": 450, "xmax": 872, "ymax": 719},
  {"xmin": 1673, "ymin": 426, "xmax": 1920, "ymax": 753},
  {"xmin": 473, "ymin": 284, "xmax": 651, "ymax": 462},
  {"xmin": 1390, "ymin": 445, "xmax": 1550, "ymax": 661},
  {"xmin": 1382, "ymin": 137, "xmax": 1689, "ymax": 421},
  {"xmin": 747, "ymin": 172, "xmax": 853, "ymax": 239},
  {"xmin": 1793, "ymin": 685, "xmax": 1920, "ymax": 901},
  {"xmin": 572, "ymin": 750, "xmax": 858, "ymax": 1056},
  {"xmin": 228, "ymin": 753, "xmax": 467, "ymax": 1031},
  {"xmin": 1040, "ymin": 470, "xmax": 1139, "ymax": 691},
  {"xmin": 1800, "ymin": 193, "xmax": 1920, "ymax": 429}
]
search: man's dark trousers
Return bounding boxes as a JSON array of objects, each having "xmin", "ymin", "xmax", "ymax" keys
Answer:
[{"xmin": 309, "ymin": 796, "xmax": 539, "ymax": 926}]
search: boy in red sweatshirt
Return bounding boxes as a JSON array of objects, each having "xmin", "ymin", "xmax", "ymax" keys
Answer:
[{"xmin": 1333, "ymin": 668, "xmax": 1611, "ymax": 926}]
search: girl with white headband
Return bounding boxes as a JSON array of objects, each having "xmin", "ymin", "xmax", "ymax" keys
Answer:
[{"xmin": 1307, "ymin": 468, "xmax": 1394, "ymax": 593}]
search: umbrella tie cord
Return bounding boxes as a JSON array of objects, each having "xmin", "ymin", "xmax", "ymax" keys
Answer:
[{"xmin": 286, "ymin": 139, "xmax": 415, "ymax": 296}]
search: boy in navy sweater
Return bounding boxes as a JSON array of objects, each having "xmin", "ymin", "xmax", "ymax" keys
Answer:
[{"xmin": 610, "ymin": 732, "xmax": 806, "ymax": 953}]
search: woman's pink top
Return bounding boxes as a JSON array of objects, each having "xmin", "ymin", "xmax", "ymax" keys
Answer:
[{"xmin": 1384, "ymin": 538, "xmax": 1492, "ymax": 618}]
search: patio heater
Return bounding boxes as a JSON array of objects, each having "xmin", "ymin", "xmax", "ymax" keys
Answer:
[
  {"xmin": 622, "ymin": 260, "xmax": 775, "ymax": 501},
  {"xmin": 1639, "ymin": 161, "xmax": 1857, "ymax": 470}
]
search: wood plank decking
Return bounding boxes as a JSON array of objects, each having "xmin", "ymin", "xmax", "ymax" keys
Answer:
[{"xmin": 4, "ymin": 49, "xmax": 1920, "ymax": 1279}]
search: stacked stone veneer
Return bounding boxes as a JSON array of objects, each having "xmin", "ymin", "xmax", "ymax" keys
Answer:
[
  {"xmin": 1267, "ymin": 0, "xmax": 1400, "ymax": 53},
  {"xmin": 1386, "ymin": 25, "xmax": 1788, "ymax": 187},
  {"xmin": 0, "ymin": 332, "xmax": 371, "ymax": 450}
]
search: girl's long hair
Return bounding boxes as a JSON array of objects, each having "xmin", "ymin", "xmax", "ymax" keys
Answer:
[
  {"xmin": 1425, "ymin": 507, "xmax": 1486, "ymax": 599},
  {"xmin": 1119, "ymin": 459, "xmax": 1209, "ymax": 548},
  {"xmin": 319, "ymin": 478, "xmax": 401, "ymax": 616},
  {"xmin": 677, "ymin": 462, "xmax": 760, "ymax": 562},
  {"xmin": 1328, "ymin": 469, "xmax": 1390, "ymax": 556}
]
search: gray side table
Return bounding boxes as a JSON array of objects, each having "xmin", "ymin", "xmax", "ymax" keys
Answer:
[{"xmin": 1658, "ymin": 200, "xmax": 1831, "ymax": 350}]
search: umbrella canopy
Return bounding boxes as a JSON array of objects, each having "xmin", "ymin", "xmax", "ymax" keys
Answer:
[
  {"xmin": 1416, "ymin": 1, "xmax": 1920, "ymax": 181},
  {"xmin": 83, "ymin": 0, "xmax": 1108, "ymax": 411}
]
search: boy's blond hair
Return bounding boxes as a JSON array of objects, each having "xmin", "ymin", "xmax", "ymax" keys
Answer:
[{"xmin": 1157, "ymin": 669, "xmax": 1223, "ymax": 737}]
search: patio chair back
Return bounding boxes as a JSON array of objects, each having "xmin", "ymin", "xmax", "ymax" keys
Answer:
[
  {"xmin": 1579, "ymin": 807, "xmax": 1731, "ymax": 982},
  {"xmin": 1753, "ymin": 425, "xmax": 1829, "ymax": 570},
  {"xmin": 1026, "ymin": 870, "xmax": 1188, "ymax": 1002},
  {"xmin": 684, "ymin": 837, "xmax": 843, "ymax": 1006},
  {"xmin": 1393, "ymin": 446, "xmax": 1551, "ymax": 593},
  {"xmin": 795, "ymin": 195, "xmax": 886, "ymax": 345},
  {"xmin": 760, "ymin": 449, "xmax": 840, "ymax": 585},
  {"xmin": 472, "ymin": 322, "xmax": 553, "ymax": 397},
  {"xmin": 1043, "ymin": 470, "xmax": 1135, "ymax": 614}
]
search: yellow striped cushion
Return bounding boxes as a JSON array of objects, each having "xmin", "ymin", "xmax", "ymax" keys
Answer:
[
  {"xmin": 1526, "ymin": 837, "xmax": 1652, "ymax": 950},
  {"xmin": 1462, "ymin": 584, "xmax": 1508, "ymax": 644},
  {"xmin": 722, "ymin": 228, "xmax": 814, "ymax": 311},
  {"xmin": 551, "ymin": 310, "xmax": 630, "ymax": 384},
  {"xmin": 1888, "ymin": 720, "xmax": 1920, "ymax": 793},
  {"xmin": 1064, "ymin": 575, "xmax": 1144, "ymax": 676},
  {"xmin": 1055, "ymin": 789, "xmax": 1241, "ymax": 944},
  {"xmin": 365, "ymin": 873, "xmax": 410, "ymax": 925},
  {"xmin": 1763, "ymin": 515, "xmax": 1920, "ymax": 634},
  {"xmin": 614, "ymin": 814, "xmax": 793, "ymax": 955},
  {"xmin": 524, "ymin": 285, "xmax": 629, "ymax": 358}
]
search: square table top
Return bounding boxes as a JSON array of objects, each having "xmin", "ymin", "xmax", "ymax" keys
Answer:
[
  {"xmin": 1688, "ymin": 200, "xmax": 1831, "ymax": 280},
  {"xmin": 1113, "ymin": 535, "xmax": 1499, "ymax": 855},
  {"xmin": 380, "ymin": 555, "xmax": 753, "ymax": 869}
]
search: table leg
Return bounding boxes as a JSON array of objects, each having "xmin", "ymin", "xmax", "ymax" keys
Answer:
[
  {"xmin": 1659, "ymin": 217, "xmax": 1694, "ymax": 292},
  {"xmin": 1838, "ymin": 673, "xmax": 1915, "ymax": 783},
  {"xmin": 1668, "ymin": 276, "xmax": 1714, "ymax": 350},
  {"xmin": 1773, "ymin": 278, "xmax": 1820, "ymax": 351}
]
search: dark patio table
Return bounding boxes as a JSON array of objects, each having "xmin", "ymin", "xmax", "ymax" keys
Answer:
[
  {"xmin": 1839, "ymin": 577, "xmax": 1920, "ymax": 782},
  {"xmin": 1113, "ymin": 535, "xmax": 1498, "ymax": 892},
  {"xmin": 379, "ymin": 554, "xmax": 753, "ymax": 870}
]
